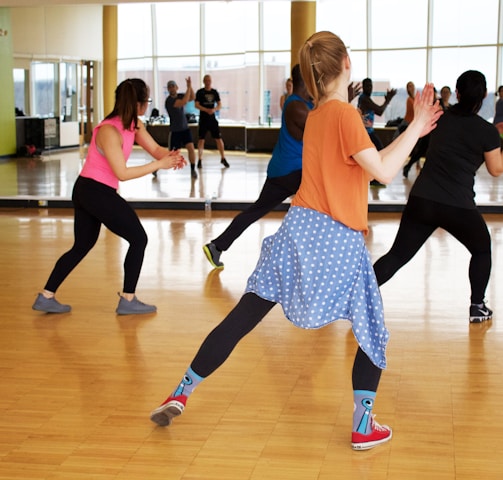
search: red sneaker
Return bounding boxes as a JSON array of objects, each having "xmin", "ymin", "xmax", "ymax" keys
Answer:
[
  {"xmin": 150, "ymin": 395, "xmax": 187, "ymax": 427},
  {"xmin": 351, "ymin": 415, "xmax": 392, "ymax": 450}
]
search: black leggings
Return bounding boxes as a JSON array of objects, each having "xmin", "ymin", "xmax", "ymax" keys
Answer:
[
  {"xmin": 212, "ymin": 170, "xmax": 302, "ymax": 252},
  {"xmin": 44, "ymin": 176, "xmax": 148, "ymax": 294},
  {"xmin": 373, "ymin": 195, "xmax": 491, "ymax": 304},
  {"xmin": 191, "ymin": 292, "xmax": 382, "ymax": 391}
]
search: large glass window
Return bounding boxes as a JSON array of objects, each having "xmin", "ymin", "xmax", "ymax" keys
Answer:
[
  {"xmin": 154, "ymin": 3, "xmax": 200, "ymax": 56},
  {"xmin": 203, "ymin": 2, "xmax": 255, "ymax": 55},
  {"xmin": 370, "ymin": 0, "xmax": 428, "ymax": 49},
  {"xmin": 117, "ymin": 4, "xmax": 153, "ymax": 58},
  {"xmin": 316, "ymin": 0, "xmax": 367, "ymax": 50},
  {"xmin": 13, "ymin": 68, "xmax": 28, "ymax": 116},
  {"xmin": 432, "ymin": 0, "xmax": 499, "ymax": 46},
  {"xmin": 263, "ymin": 2, "xmax": 290, "ymax": 51},
  {"xmin": 117, "ymin": 0, "xmax": 503, "ymax": 124},
  {"xmin": 32, "ymin": 62, "xmax": 57, "ymax": 117}
]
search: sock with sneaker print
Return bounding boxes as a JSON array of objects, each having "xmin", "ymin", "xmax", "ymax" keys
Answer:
[
  {"xmin": 172, "ymin": 366, "xmax": 204, "ymax": 398},
  {"xmin": 149, "ymin": 366, "xmax": 205, "ymax": 427},
  {"xmin": 351, "ymin": 389, "xmax": 392, "ymax": 450},
  {"xmin": 353, "ymin": 390, "xmax": 375, "ymax": 435}
]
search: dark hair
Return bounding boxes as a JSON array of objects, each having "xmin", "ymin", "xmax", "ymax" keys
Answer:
[
  {"xmin": 450, "ymin": 70, "xmax": 486, "ymax": 115},
  {"xmin": 105, "ymin": 78, "xmax": 150, "ymax": 130}
]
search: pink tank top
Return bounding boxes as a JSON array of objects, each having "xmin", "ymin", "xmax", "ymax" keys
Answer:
[{"xmin": 80, "ymin": 116, "xmax": 136, "ymax": 189}]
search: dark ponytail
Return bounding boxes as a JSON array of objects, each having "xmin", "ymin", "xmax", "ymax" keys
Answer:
[
  {"xmin": 105, "ymin": 78, "xmax": 149, "ymax": 130},
  {"xmin": 450, "ymin": 70, "xmax": 487, "ymax": 116}
]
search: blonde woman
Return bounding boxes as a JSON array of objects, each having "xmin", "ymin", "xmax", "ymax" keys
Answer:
[{"xmin": 150, "ymin": 32, "xmax": 440, "ymax": 450}]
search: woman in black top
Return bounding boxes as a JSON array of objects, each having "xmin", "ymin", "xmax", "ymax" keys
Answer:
[{"xmin": 374, "ymin": 70, "xmax": 503, "ymax": 323}]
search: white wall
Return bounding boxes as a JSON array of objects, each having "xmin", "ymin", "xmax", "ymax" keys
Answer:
[{"xmin": 11, "ymin": 5, "xmax": 103, "ymax": 61}]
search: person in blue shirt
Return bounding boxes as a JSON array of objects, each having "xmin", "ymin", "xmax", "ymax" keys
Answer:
[
  {"xmin": 202, "ymin": 64, "xmax": 312, "ymax": 268},
  {"xmin": 203, "ymin": 64, "xmax": 361, "ymax": 268}
]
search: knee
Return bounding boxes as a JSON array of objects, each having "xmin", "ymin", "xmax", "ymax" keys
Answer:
[{"xmin": 130, "ymin": 229, "xmax": 148, "ymax": 250}]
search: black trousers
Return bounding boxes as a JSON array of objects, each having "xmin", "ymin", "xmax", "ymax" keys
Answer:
[
  {"xmin": 212, "ymin": 170, "xmax": 302, "ymax": 251},
  {"xmin": 191, "ymin": 292, "xmax": 382, "ymax": 392},
  {"xmin": 44, "ymin": 176, "xmax": 148, "ymax": 294},
  {"xmin": 374, "ymin": 195, "xmax": 491, "ymax": 304}
]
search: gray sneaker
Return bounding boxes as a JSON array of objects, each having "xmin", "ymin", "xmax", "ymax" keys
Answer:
[
  {"xmin": 203, "ymin": 242, "xmax": 224, "ymax": 268},
  {"xmin": 115, "ymin": 293, "xmax": 157, "ymax": 315},
  {"xmin": 32, "ymin": 293, "xmax": 71, "ymax": 313}
]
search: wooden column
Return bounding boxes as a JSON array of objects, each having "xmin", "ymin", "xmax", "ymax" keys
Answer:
[
  {"xmin": 102, "ymin": 6, "xmax": 118, "ymax": 117},
  {"xmin": 290, "ymin": 1, "xmax": 316, "ymax": 69}
]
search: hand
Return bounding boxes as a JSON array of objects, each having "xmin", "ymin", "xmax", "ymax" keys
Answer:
[
  {"xmin": 186, "ymin": 76, "xmax": 192, "ymax": 88},
  {"xmin": 348, "ymin": 81, "xmax": 362, "ymax": 102},
  {"xmin": 413, "ymin": 83, "xmax": 444, "ymax": 137},
  {"xmin": 158, "ymin": 149, "xmax": 187, "ymax": 170},
  {"xmin": 385, "ymin": 88, "xmax": 397, "ymax": 103}
]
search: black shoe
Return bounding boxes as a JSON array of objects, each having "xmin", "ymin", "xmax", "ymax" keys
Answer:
[
  {"xmin": 469, "ymin": 302, "xmax": 493, "ymax": 323},
  {"xmin": 370, "ymin": 179, "xmax": 386, "ymax": 188},
  {"xmin": 197, "ymin": 160, "xmax": 202, "ymax": 169},
  {"xmin": 221, "ymin": 158, "xmax": 230, "ymax": 168},
  {"xmin": 203, "ymin": 242, "xmax": 224, "ymax": 268}
]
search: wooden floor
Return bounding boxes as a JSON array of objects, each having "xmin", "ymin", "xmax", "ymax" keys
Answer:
[{"xmin": 2, "ymin": 203, "xmax": 503, "ymax": 479}]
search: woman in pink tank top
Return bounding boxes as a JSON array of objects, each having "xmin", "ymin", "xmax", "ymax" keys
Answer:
[{"xmin": 33, "ymin": 78, "xmax": 186, "ymax": 315}]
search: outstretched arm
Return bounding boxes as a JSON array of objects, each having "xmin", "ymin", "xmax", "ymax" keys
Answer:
[{"xmin": 353, "ymin": 84, "xmax": 442, "ymax": 184}]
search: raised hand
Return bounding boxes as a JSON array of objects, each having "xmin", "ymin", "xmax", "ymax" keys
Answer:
[
  {"xmin": 384, "ymin": 88, "xmax": 397, "ymax": 103},
  {"xmin": 348, "ymin": 81, "xmax": 362, "ymax": 102},
  {"xmin": 413, "ymin": 83, "xmax": 443, "ymax": 137}
]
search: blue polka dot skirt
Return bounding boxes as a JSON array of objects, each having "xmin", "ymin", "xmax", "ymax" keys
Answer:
[{"xmin": 245, "ymin": 206, "xmax": 389, "ymax": 369}]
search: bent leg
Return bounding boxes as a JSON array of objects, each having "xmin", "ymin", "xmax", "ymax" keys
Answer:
[
  {"xmin": 442, "ymin": 208, "xmax": 491, "ymax": 304},
  {"xmin": 373, "ymin": 196, "xmax": 436, "ymax": 286},
  {"xmin": 99, "ymin": 195, "xmax": 147, "ymax": 294},
  {"xmin": 212, "ymin": 171, "xmax": 301, "ymax": 251},
  {"xmin": 44, "ymin": 205, "xmax": 101, "ymax": 292}
]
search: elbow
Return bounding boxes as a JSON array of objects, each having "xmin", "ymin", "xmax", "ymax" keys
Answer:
[
  {"xmin": 116, "ymin": 172, "xmax": 129, "ymax": 182},
  {"xmin": 374, "ymin": 174, "xmax": 393, "ymax": 185},
  {"xmin": 489, "ymin": 168, "xmax": 503, "ymax": 177}
]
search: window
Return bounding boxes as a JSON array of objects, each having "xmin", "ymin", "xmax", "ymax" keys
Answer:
[
  {"xmin": 117, "ymin": 0, "xmax": 503, "ymax": 124},
  {"xmin": 13, "ymin": 68, "xmax": 28, "ymax": 116},
  {"xmin": 118, "ymin": 1, "xmax": 290, "ymax": 124},
  {"xmin": 32, "ymin": 62, "xmax": 57, "ymax": 117}
]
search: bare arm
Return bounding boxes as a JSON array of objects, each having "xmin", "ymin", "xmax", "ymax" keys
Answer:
[
  {"xmin": 194, "ymin": 100, "xmax": 215, "ymax": 115},
  {"xmin": 360, "ymin": 88, "xmax": 396, "ymax": 116},
  {"xmin": 484, "ymin": 147, "xmax": 503, "ymax": 177},
  {"xmin": 97, "ymin": 121, "xmax": 186, "ymax": 181},
  {"xmin": 173, "ymin": 77, "xmax": 195, "ymax": 108},
  {"xmin": 353, "ymin": 84, "xmax": 442, "ymax": 184},
  {"xmin": 284, "ymin": 100, "xmax": 310, "ymax": 141}
]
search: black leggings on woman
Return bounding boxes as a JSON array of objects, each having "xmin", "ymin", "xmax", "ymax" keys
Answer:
[
  {"xmin": 44, "ymin": 176, "xmax": 148, "ymax": 294},
  {"xmin": 373, "ymin": 195, "xmax": 491, "ymax": 304},
  {"xmin": 191, "ymin": 292, "xmax": 382, "ymax": 391}
]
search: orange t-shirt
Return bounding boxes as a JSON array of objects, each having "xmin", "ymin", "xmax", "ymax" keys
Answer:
[{"xmin": 291, "ymin": 99, "xmax": 374, "ymax": 234}]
